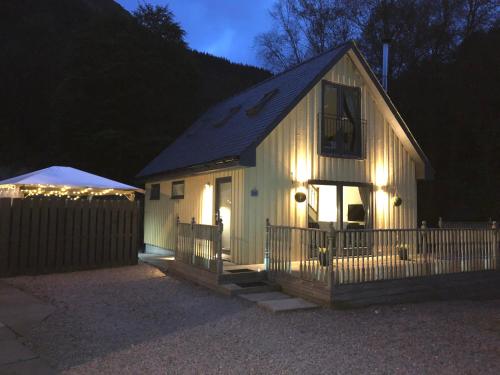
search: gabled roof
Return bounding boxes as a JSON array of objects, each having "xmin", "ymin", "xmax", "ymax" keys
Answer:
[{"xmin": 138, "ymin": 41, "xmax": 432, "ymax": 180}]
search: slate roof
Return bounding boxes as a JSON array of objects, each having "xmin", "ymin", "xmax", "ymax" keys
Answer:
[
  {"xmin": 137, "ymin": 43, "xmax": 353, "ymax": 179},
  {"xmin": 138, "ymin": 41, "xmax": 432, "ymax": 180}
]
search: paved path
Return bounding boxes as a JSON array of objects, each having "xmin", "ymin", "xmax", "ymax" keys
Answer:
[{"xmin": 0, "ymin": 282, "xmax": 56, "ymax": 374}]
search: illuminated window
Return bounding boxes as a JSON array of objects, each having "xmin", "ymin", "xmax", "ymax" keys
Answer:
[
  {"xmin": 171, "ymin": 181, "xmax": 184, "ymax": 199},
  {"xmin": 308, "ymin": 182, "xmax": 371, "ymax": 230},
  {"xmin": 320, "ymin": 81, "xmax": 363, "ymax": 158},
  {"xmin": 149, "ymin": 184, "xmax": 160, "ymax": 200}
]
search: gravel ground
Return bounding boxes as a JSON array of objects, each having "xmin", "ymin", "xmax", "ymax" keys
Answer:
[{"xmin": 5, "ymin": 263, "xmax": 500, "ymax": 374}]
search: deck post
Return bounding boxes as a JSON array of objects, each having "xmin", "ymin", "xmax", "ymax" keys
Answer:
[
  {"xmin": 492, "ymin": 221, "xmax": 499, "ymax": 271},
  {"xmin": 175, "ymin": 215, "xmax": 180, "ymax": 259},
  {"xmin": 438, "ymin": 217, "xmax": 443, "ymax": 228},
  {"xmin": 190, "ymin": 217, "xmax": 195, "ymax": 265},
  {"xmin": 421, "ymin": 220, "xmax": 429, "ymax": 275},
  {"xmin": 327, "ymin": 222, "xmax": 335, "ymax": 289},
  {"xmin": 216, "ymin": 217, "xmax": 223, "ymax": 275},
  {"xmin": 264, "ymin": 218, "xmax": 270, "ymax": 271},
  {"xmin": 337, "ymin": 227, "xmax": 344, "ymax": 284}
]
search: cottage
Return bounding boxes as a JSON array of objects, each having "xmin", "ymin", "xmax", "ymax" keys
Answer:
[{"xmin": 138, "ymin": 41, "xmax": 432, "ymax": 265}]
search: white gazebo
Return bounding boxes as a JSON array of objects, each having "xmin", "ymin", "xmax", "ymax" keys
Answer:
[{"xmin": 0, "ymin": 166, "xmax": 143, "ymax": 200}]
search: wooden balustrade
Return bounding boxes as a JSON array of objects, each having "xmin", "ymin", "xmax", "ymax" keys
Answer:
[
  {"xmin": 175, "ymin": 217, "xmax": 223, "ymax": 274},
  {"xmin": 266, "ymin": 219, "xmax": 499, "ymax": 287}
]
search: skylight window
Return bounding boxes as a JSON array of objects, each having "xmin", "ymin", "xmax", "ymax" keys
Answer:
[
  {"xmin": 246, "ymin": 88, "xmax": 279, "ymax": 116},
  {"xmin": 213, "ymin": 105, "xmax": 241, "ymax": 128}
]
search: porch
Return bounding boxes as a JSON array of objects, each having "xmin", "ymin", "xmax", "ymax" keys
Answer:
[{"xmin": 170, "ymin": 217, "xmax": 500, "ymax": 305}]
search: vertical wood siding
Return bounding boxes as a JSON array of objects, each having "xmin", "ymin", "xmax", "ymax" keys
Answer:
[
  {"xmin": 144, "ymin": 168, "xmax": 247, "ymax": 263},
  {"xmin": 244, "ymin": 54, "xmax": 418, "ymax": 264},
  {"xmin": 145, "ymin": 54, "xmax": 419, "ymax": 265}
]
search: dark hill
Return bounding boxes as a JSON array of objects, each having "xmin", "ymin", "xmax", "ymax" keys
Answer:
[{"xmin": 0, "ymin": 0, "xmax": 271, "ymax": 182}]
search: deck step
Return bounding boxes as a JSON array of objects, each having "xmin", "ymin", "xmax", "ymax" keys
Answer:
[
  {"xmin": 218, "ymin": 270, "xmax": 267, "ymax": 285},
  {"xmin": 238, "ymin": 291, "xmax": 290, "ymax": 302},
  {"xmin": 257, "ymin": 298, "xmax": 319, "ymax": 313},
  {"xmin": 218, "ymin": 281, "xmax": 280, "ymax": 296}
]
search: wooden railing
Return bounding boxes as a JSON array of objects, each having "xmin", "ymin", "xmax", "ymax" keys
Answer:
[
  {"xmin": 266, "ymin": 220, "xmax": 334, "ymax": 286},
  {"xmin": 265, "ymin": 220, "xmax": 499, "ymax": 287},
  {"xmin": 175, "ymin": 217, "xmax": 223, "ymax": 274}
]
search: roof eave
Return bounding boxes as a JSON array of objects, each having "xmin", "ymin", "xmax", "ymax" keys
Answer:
[{"xmin": 136, "ymin": 156, "xmax": 246, "ymax": 183}]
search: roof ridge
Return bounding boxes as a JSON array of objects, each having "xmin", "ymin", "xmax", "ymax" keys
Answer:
[{"xmin": 204, "ymin": 41, "xmax": 354, "ymax": 111}]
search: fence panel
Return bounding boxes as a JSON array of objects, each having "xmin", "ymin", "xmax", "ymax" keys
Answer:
[{"xmin": 0, "ymin": 198, "xmax": 141, "ymax": 277}]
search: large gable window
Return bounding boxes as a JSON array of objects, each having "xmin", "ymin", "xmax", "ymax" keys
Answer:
[{"xmin": 320, "ymin": 81, "xmax": 364, "ymax": 158}]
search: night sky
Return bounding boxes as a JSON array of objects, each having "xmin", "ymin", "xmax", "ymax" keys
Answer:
[{"xmin": 117, "ymin": 0, "xmax": 275, "ymax": 67}]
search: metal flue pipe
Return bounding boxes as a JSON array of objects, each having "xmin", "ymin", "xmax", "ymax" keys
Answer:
[{"xmin": 382, "ymin": 38, "xmax": 391, "ymax": 91}]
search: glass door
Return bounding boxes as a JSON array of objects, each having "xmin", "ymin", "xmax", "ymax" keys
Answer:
[{"xmin": 215, "ymin": 177, "xmax": 232, "ymax": 258}]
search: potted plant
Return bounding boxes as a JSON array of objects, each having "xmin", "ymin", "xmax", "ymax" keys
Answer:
[
  {"xmin": 318, "ymin": 247, "xmax": 329, "ymax": 266},
  {"xmin": 397, "ymin": 244, "xmax": 409, "ymax": 260}
]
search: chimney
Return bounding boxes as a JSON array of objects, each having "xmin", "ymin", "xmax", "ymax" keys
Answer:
[{"xmin": 382, "ymin": 38, "xmax": 391, "ymax": 91}]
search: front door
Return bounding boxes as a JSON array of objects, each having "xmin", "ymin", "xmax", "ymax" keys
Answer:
[{"xmin": 215, "ymin": 177, "xmax": 232, "ymax": 259}]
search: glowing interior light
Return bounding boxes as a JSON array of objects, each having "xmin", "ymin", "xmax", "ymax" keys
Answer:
[{"xmin": 317, "ymin": 185, "xmax": 337, "ymax": 222}]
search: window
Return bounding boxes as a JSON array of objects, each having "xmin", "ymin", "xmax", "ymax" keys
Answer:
[
  {"xmin": 246, "ymin": 89, "xmax": 279, "ymax": 116},
  {"xmin": 307, "ymin": 181, "xmax": 371, "ymax": 230},
  {"xmin": 149, "ymin": 183, "xmax": 160, "ymax": 200},
  {"xmin": 320, "ymin": 81, "xmax": 363, "ymax": 158},
  {"xmin": 171, "ymin": 180, "xmax": 184, "ymax": 199}
]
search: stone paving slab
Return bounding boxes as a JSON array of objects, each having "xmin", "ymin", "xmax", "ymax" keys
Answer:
[
  {"xmin": 0, "ymin": 339, "xmax": 37, "ymax": 366},
  {"xmin": 239, "ymin": 291, "xmax": 291, "ymax": 302},
  {"xmin": 0, "ymin": 327, "xmax": 17, "ymax": 341},
  {"xmin": 0, "ymin": 282, "xmax": 55, "ymax": 336},
  {"xmin": 0, "ymin": 358, "xmax": 56, "ymax": 375},
  {"xmin": 257, "ymin": 298, "xmax": 319, "ymax": 313}
]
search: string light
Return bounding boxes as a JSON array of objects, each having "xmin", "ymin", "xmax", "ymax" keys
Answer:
[{"xmin": 0, "ymin": 184, "xmax": 135, "ymax": 201}]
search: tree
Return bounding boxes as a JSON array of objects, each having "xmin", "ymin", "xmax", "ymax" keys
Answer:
[
  {"xmin": 133, "ymin": 2, "xmax": 186, "ymax": 46},
  {"xmin": 255, "ymin": 0, "xmax": 361, "ymax": 72},
  {"xmin": 256, "ymin": 0, "xmax": 499, "ymax": 75}
]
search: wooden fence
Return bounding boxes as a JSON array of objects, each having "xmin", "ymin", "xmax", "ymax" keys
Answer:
[
  {"xmin": 175, "ymin": 217, "xmax": 223, "ymax": 274},
  {"xmin": 266, "ymin": 220, "xmax": 499, "ymax": 287},
  {"xmin": 0, "ymin": 198, "xmax": 141, "ymax": 277}
]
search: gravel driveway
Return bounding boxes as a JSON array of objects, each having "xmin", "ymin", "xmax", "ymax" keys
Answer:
[{"xmin": 5, "ymin": 263, "xmax": 500, "ymax": 374}]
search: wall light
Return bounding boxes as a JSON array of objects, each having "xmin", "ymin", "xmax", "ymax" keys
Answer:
[{"xmin": 294, "ymin": 191, "xmax": 306, "ymax": 203}]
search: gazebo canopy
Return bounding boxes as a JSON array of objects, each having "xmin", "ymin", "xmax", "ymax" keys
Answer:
[{"xmin": 0, "ymin": 166, "xmax": 143, "ymax": 199}]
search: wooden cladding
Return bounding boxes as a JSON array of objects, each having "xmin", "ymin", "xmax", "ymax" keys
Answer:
[{"xmin": 0, "ymin": 198, "xmax": 141, "ymax": 277}]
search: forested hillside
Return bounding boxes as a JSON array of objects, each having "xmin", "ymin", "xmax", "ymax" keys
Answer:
[
  {"xmin": 0, "ymin": 0, "xmax": 270, "ymax": 183},
  {"xmin": 0, "ymin": 0, "xmax": 498, "ymax": 222}
]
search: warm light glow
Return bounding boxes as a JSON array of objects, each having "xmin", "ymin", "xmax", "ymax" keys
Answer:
[
  {"xmin": 317, "ymin": 185, "xmax": 337, "ymax": 222},
  {"xmin": 201, "ymin": 183, "xmax": 213, "ymax": 225},
  {"xmin": 375, "ymin": 165, "xmax": 388, "ymax": 187},
  {"xmin": 296, "ymin": 158, "xmax": 308, "ymax": 183},
  {"xmin": 375, "ymin": 189, "xmax": 389, "ymax": 227}
]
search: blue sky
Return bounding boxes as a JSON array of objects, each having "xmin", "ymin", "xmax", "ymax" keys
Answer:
[{"xmin": 117, "ymin": 0, "xmax": 275, "ymax": 67}]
